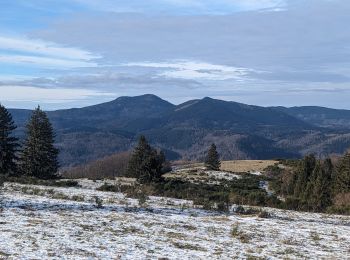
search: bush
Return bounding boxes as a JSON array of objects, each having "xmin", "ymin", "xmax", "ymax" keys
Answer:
[
  {"xmin": 217, "ymin": 202, "xmax": 229, "ymax": 213},
  {"xmin": 230, "ymin": 223, "xmax": 251, "ymax": 243},
  {"xmin": 257, "ymin": 210, "xmax": 271, "ymax": 218},
  {"xmin": 137, "ymin": 192, "xmax": 148, "ymax": 207},
  {"xmin": 284, "ymin": 196, "xmax": 301, "ymax": 210},
  {"xmin": 63, "ymin": 151, "xmax": 131, "ymax": 179},
  {"xmin": 97, "ymin": 173, "xmax": 279, "ymax": 213},
  {"xmin": 97, "ymin": 183, "xmax": 120, "ymax": 192},
  {"xmin": 54, "ymin": 180, "xmax": 79, "ymax": 187},
  {"xmin": 233, "ymin": 205, "xmax": 258, "ymax": 215},
  {"xmin": 231, "ymin": 223, "xmax": 240, "ymax": 237},
  {"xmin": 327, "ymin": 193, "xmax": 350, "ymax": 214},
  {"xmin": 4, "ymin": 176, "xmax": 80, "ymax": 187},
  {"xmin": 94, "ymin": 196, "xmax": 103, "ymax": 208}
]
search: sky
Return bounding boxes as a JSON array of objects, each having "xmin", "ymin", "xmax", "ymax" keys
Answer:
[{"xmin": 1, "ymin": 0, "xmax": 350, "ymax": 110}]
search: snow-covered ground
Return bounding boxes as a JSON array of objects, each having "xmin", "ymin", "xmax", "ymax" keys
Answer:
[
  {"xmin": 1, "ymin": 182, "xmax": 350, "ymax": 259},
  {"xmin": 163, "ymin": 168, "xmax": 241, "ymax": 184},
  {"xmin": 205, "ymin": 170, "xmax": 241, "ymax": 181}
]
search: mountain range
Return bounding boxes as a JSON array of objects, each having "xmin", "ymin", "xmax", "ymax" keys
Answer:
[{"xmin": 8, "ymin": 94, "xmax": 350, "ymax": 167}]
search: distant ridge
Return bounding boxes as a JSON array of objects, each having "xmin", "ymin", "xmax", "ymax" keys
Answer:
[{"xmin": 8, "ymin": 94, "xmax": 350, "ymax": 167}]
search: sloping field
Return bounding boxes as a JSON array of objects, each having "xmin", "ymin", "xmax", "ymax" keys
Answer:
[
  {"xmin": 173, "ymin": 160, "xmax": 278, "ymax": 173},
  {"xmin": 1, "ymin": 182, "xmax": 349, "ymax": 259},
  {"xmin": 220, "ymin": 160, "xmax": 278, "ymax": 173}
]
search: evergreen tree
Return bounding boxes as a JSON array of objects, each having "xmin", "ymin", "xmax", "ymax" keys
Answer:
[
  {"xmin": 20, "ymin": 106, "xmax": 59, "ymax": 179},
  {"xmin": 0, "ymin": 104, "xmax": 19, "ymax": 176},
  {"xmin": 127, "ymin": 135, "xmax": 166, "ymax": 183},
  {"xmin": 205, "ymin": 143, "xmax": 221, "ymax": 171},
  {"xmin": 312, "ymin": 158, "xmax": 333, "ymax": 211},
  {"xmin": 303, "ymin": 161, "xmax": 321, "ymax": 209},
  {"xmin": 294, "ymin": 154, "xmax": 316, "ymax": 197},
  {"xmin": 334, "ymin": 153, "xmax": 350, "ymax": 194}
]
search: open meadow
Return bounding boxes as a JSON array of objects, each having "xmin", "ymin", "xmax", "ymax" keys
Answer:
[{"xmin": 1, "ymin": 179, "xmax": 349, "ymax": 260}]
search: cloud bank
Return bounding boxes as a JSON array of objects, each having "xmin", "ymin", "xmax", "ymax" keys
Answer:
[{"xmin": 1, "ymin": 0, "xmax": 350, "ymax": 109}]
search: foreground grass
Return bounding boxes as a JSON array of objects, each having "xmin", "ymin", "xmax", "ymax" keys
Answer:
[{"xmin": 0, "ymin": 181, "xmax": 349, "ymax": 259}]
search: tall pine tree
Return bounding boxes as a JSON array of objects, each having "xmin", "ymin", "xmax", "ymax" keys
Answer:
[
  {"xmin": 0, "ymin": 104, "xmax": 19, "ymax": 176},
  {"xmin": 303, "ymin": 161, "xmax": 320, "ymax": 209},
  {"xmin": 294, "ymin": 154, "xmax": 316, "ymax": 197},
  {"xmin": 127, "ymin": 135, "xmax": 165, "ymax": 183},
  {"xmin": 312, "ymin": 158, "xmax": 333, "ymax": 211},
  {"xmin": 20, "ymin": 106, "xmax": 59, "ymax": 179},
  {"xmin": 334, "ymin": 153, "xmax": 350, "ymax": 194},
  {"xmin": 205, "ymin": 143, "xmax": 221, "ymax": 171}
]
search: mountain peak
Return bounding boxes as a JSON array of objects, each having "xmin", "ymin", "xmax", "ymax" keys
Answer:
[{"xmin": 115, "ymin": 94, "xmax": 173, "ymax": 104}]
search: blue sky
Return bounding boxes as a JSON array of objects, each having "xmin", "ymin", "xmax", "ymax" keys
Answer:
[{"xmin": 1, "ymin": 0, "xmax": 350, "ymax": 109}]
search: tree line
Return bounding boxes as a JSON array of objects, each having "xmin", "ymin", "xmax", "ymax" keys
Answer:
[
  {"xmin": 272, "ymin": 154, "xmax": 350, "ymax": 214},
  {"xmin": 0, "ymin": 104, "xmax": 59, "ymax": 180}
]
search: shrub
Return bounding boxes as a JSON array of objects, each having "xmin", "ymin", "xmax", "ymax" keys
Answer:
[
  {"xmin": 217, "ymin": 202, "xmax": 229, "ymax": 213},
  {"xmin": 52, "ymin": 192, "xmax": 69, "ymax": 200},
  {"xmin": 97, "ymin": 183, "xmax": 120, "ymax": 192},
  {"xmin": 327, "ymin": 193, "xmax": 350, "ymax": 214},
  {"xmin": 137, "ymin": 192, "xmax": 148, "ymax": 207},
  {"xmin": 257, "ymin": 210, "xmax": 271, "ymax": 218},
  {"xmin": 4, "ymin": 176, "xmax": 80, "ymax": 188},
  {"xmin": 234, "ymin": 205, "xmax": 246, "ymax": 214},
  {"xmin": 233, "ymin": 206, "xmax": 258, "ymax": 215},
  {"xmin": 71, "ymin": 195, "xmax": 85, "ymax": 202},
  {"xmin": 230, "ymin": 223, "xmax": 251, "ymax": 243},
  {"xmin": 231, "ymin": 223, "xmax": 240, "ymax": 237},
  {"xmin": 94, "ymin": 196, "xmax": 103, "ymax": 208},
  {"xmin": 63, "ymin": 151, "xmax": 131, "ymax": 179},
  {"xmin": 54, "ymin": 180, "xmax": 79, "ymax": 187}
]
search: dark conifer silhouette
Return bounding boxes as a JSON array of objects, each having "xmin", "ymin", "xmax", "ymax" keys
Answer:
[
  {"xmin": 293, "ymin": 154, "xmax": 316, "ymax": 198},
  {"xmin": 0, "ymin": 104, "xmax": 19, "ymax": 176},
  {"xmin": 127, "ymin": 135, "xmax": 167, "ymax": 183},
  {"xmin": 311, "ymin": 158, "xmax": 333, "ymax": 211},
  {"xmin": 205, "ymin": 143, "xmax": 221, "ymax": 171},
  {"xmin": 334, "ymin": 153, "xmax": 350, "ymax": 194},
  {"xmin": 20, "ymin": 106, "xmax": 59, "ymax": 179}
]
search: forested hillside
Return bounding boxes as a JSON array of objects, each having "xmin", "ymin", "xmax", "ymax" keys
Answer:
[{"xmin": 9, "ymin": 94, "xmax": 350, "ymax": 167}]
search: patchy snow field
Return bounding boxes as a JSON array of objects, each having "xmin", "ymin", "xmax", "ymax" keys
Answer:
[
  {"xmin": 163, "ymin": 168, "xmax": 241, "ymax": 184},
  {"xmin": 1, "ymin": 182, "xmax": 350, "ymax": 260}
]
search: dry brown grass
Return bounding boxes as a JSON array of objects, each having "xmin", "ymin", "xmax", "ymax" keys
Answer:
[
  {"xmin": 165, "ymin": 160, "xmax": 278, "ymax": 181},
  {"xmin": 220, "ymin": 160, "xmax": 278, "ymax": 173},
  {"xmin": 171, "ymin": 160, "xmax": 278, "ymax": 173},
  {"xmin": 333, "ymin": 193, "xmax": 350, "ymax": 207}
]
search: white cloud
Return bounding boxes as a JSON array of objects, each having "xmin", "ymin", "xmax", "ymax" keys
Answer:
[
  {"xmin": 0, "ymin": 35, "xmax": 99, "ymax": 69},
  {"xmin": 0, "ymin": 85, "xmax": 113, "ymax": 103},
  {"xmin": 72, "ymin": 0, "xmax": 285, "ymax": 14},
  {"xmin": 231, "ymin": 0, "xmax": 286, "ymax": 10},
  {"xmin": 126, "ymin": 60, "xmax": 255, "ymax": 81},
  {"xmin": 0, "ymin": 54, "xmax": 97, "ymax": 68},
  {"xmin": 0, "ymin": 36, "xmax": 98, "ymax": 60}
]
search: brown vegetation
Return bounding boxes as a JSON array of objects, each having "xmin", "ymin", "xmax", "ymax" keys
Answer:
[
  {"xmin": 220, "ymin": 160, "xmax": 278, "ymax": 172},
  {"xmin": 62, "ymin": 151, "xmax": 131, "ymax": 179},
  {"xmin": 333, "ymin": 193, "xmax": 350, "ymax": 208}
]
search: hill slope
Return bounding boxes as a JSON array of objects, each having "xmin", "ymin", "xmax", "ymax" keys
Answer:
[
  {"xmin": 2, "ymin": 181, "xmax": 350, "ymax": 259},
  {"xmin": 275, "ymin": 106, "xmax": 350, "ymax": 129},
  {"xmin": 8, "ymin": 95, "xmax": 350, "ymax": 166}
]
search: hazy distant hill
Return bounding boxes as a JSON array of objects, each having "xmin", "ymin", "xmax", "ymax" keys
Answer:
[
  {"xmin": 275, "ymin": 106, "xmax": 350, "ymax": 129},
  {"xmin": 9, "ymin": 94, "xmax": 350, "ymax": 167}
]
